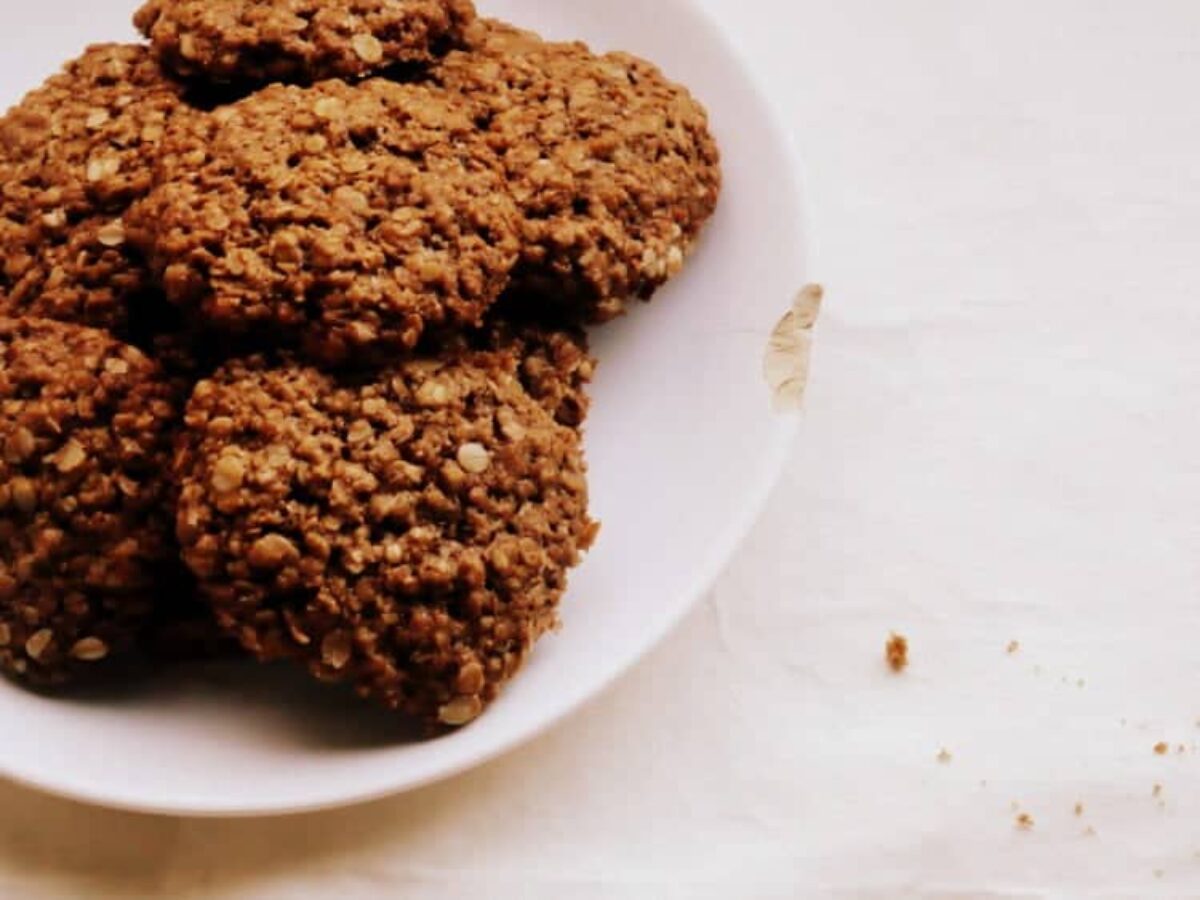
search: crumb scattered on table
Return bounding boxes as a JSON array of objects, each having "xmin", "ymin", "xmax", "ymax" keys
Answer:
[
  {"xmin": 1155, "ymin": 742, "xmax": 1170, "ymax": 756},
  {"xmin": 885, "ymin": 632, "xmax": 909, "ymax": 673},
  {"xmin": 1006, "ymin": 640, "xmax": 1020, "ymax": 655},
  {"xmin": 1016, "ymin": 813, "xmax": 1035, "ymax": 831},
  {"xmin": 936, "ymin": 748, "xmax": 953, "ymax": 764},
  {"xmin": 1074, "ymin": 802, "xmax": 1084, "ymax": 817}
]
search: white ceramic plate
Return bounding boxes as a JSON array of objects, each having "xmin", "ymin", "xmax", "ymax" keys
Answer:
[{"xmin": 0, "ymin": 0, "xmax": 808, "ymax": 816}]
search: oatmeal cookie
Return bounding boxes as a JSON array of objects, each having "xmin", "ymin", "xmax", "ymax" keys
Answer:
[
  {"xmin": 431, "ymin": 19, "xmax": 722, "ymax": 321},
  {"xmin": 0, "ymin": 318, "xmax": 181, "ymax": 685},
  {"xmin": 134, "ymin": 0, "xmax": 476, "ymax": 84},
  {"xmin": 128, "ymin": 79, "xmax": 520, "ymax": 363},
  {"xmin": 0, "ymin": 45, "xmax": 186, "ymax": 335},
  {"xmin": 174, "ymin": 347, "xmax": 596, "ymax": 727}
]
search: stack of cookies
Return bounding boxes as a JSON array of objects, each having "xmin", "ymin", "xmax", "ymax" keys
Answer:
[{"xmin": 0, "ymin": 0, "xmax": 720, "ymax": 730}]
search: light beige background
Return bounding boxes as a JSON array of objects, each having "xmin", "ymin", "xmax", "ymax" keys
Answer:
[{"xmin": 5, "ymin": 0, "xmax": 1200, "ymax": 896}]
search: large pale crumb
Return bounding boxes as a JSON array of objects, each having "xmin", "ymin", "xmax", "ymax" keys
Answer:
[{"xmin": 764, "ymin": 283, "xmax": 823, "ymax": 413}]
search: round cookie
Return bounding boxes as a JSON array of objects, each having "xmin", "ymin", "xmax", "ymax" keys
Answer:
[
  {"xmin": 128, "ymin": 79, "xmax": 521, "ymax": 364},
  {"xmin": 431, "ymin": 19, "xmax": 722, "ymax": 321},
  {"xmin": 134, "ymin": 0, "xmax": 477, "ymax": 85},
  {"xmin": 174, "ymin": 347, "xmax": 596, "ymax": 727},
  {"xmin": 0, "ymin": 318, "xmax": 181, "ymax": 685},
  {"xmin": 0, "ymin": 44, "xmax": 186, "ymax": 335}
]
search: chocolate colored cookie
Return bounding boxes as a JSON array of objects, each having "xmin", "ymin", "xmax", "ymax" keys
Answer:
[
  {"xmin": 0, "ymin": 45, "xmax": 187, "ymax": 336},
  {"xmin": 0, "ymin": 318, "xmax": 181, "ymax": 685},
  {"xmin": 128, "ymin": 79, "xmax": 520, "ymax": 363},
  {"xmin": 174, "ymin": 345, "xmax": 595, "ymax": 727},
  {"xmin": 134, "ymin": 0, "xmax": 476, "ymax": 84},
  {"xmin": 432, "ymin": 19, "xmax": 722, "ymax": 321}
]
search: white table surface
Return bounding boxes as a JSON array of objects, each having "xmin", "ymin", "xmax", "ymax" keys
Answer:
[{"xmin": 4, "ymin": 0, "xmax": 1200, "ymax": 896}]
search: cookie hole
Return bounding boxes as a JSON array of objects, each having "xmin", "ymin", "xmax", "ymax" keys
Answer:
[
  {"xmin": 12, "ymin": 381, "xmax": 45, "ymax": 401},
  {"xmin": 349, "ymin": 129, "xmax": 379, "ymax": 152}
]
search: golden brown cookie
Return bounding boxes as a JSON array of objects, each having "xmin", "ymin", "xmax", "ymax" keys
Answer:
[
  {"xmin": 174, "ymin": 346, "xmax": 596, "ymax": 727},
  {"xmin": 128, "ymin": 79, "xmax": 521, "ymax": 364},
  {"xmin": 0, "ymin": 318, "xmax": 181, "ymax": 686},
  {"xmin": 134, "ymin": 0, "xmax": 476, "ymax": 84},
  {"xmin": 431, "ymin": 19, "xmax": 722, "ymax": 321},
  {"xmin": 0, "ymin": 45, "xmax": 187, "ymax": 336}
]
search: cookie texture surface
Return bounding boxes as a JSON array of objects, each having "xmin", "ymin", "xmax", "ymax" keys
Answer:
[
  {"xmin": 174, "ymin": 347, "xmax": 595, "ymax": 726},
  {"xmin": 0, "ymin": 318, "xmax": 180, "ymax": 685},
  {"xmin": 0, "ymin": 44, "xmax": 185, "ymax": 336},
  {"xmin": 134, "ymin": 0, "xmax": 477, "ymax": 84},
  {"xmin": 458, "ymin": 318, "xmax": 595, "ymax": 429},
  {"xmin": 129, "ymin": 79, "xmax": 520, "ymax": 363},
  {"xmin": 432, "ymin": 19, "xmax": 722, "ymax": 321}
]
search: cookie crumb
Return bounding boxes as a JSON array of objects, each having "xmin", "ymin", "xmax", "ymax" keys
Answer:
[
  {"xmin": 885, "ymin": 632, "xmax": 909, "ymax": 673},
  {"xmin": 1015, "ymin": 813, "xmax": 1035, "ymax": 831},
  {"xmin": 1074, "ymin": 802, "xmax": 1084, "ymax": 817},
  {"xmin": 936, "ymin": 748, "xmax": 953, "ymax": 764},
  {"xmin": 1155, "ymin": 742, "xmax": 1170, "ymax": 756},
  {"xmin": 1006, "ymin": 640, "xmax": 1020, "ymax": 655}
]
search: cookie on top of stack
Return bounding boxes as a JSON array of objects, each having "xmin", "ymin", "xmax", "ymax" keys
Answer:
[{"xmin": 0, "ymin": 0, "xmax": 719, "ymax": 729}]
